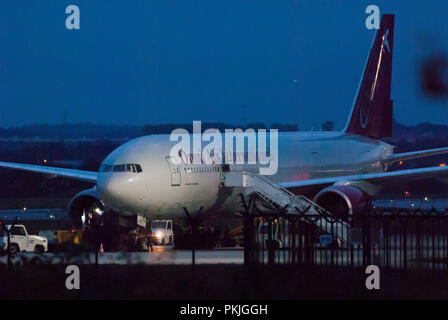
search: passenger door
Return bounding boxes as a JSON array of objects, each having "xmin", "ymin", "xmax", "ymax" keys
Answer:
[{"xmin": 165, "ymin": 156, "xmax": 181, "ymax": 186}]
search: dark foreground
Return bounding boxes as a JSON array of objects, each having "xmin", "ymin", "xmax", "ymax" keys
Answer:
[{"xmin": 1, "ymin": 263, "xmax": 448, "ymax": 299}]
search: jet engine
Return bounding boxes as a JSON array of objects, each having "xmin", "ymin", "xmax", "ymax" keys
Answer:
[
  {"xmin": 313, "ymin": 184, "xmax": 371, "ymax": 221},
  {"xmin": 67, "ymin": 187, "xmax": 105, "ymax": 229}
]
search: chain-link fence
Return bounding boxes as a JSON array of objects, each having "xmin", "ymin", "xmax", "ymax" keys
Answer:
[{"xmin": 243, "ymin": 194, "xmax": 448, "ymax": 271}]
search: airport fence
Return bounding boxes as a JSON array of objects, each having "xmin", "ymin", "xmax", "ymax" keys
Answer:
[{"xmin": 243, "ymin": 200, "xmax": 448, "ymax": 272}]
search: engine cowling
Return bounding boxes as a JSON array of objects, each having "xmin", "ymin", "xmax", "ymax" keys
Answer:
[
  {"xmin": 67, "ymin": 187, "xmax": 104, "ymax": 229},
  {"xmin": 313, "ymin": 184, "xmax": 371, "ymax": 221}
]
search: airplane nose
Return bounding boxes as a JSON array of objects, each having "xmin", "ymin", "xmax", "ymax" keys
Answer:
[
  {"xmin": 98, "ymin": 173, "xmax": 135, "ymax": 208},
  {"xmin": 105, "ymin": 176, "xmax": 122, "ymax": 198}
]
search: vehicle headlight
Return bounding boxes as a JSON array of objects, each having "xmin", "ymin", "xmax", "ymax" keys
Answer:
[{"xmin": 155, "ymin": 232, "xmax": 162, "ymax": 238}]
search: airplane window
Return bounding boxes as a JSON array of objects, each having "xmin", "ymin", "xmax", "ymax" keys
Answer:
[
  {"xmin": 113, "ymin": 164, "xmax": 126, "ymax": 172},
  {"xmin": 11, "ymin": 226, "xmax": 25, "ymax": 236},
  {"xmin": 100, "ymin": 164, "xmax": 113, "ymax": 172},
  {"xmin": 135, "ymin": 164, "xmax": 142, "ymax": 173},
  {"xmin": 127, "ymin": 164, "xmax": 136, "ymax": 172}
]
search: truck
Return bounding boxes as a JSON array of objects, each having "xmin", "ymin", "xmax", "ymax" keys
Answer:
[
  {"xmin": 151, "ymin": 220, "xmax": 174, "ymax": 245},
  {"xmin": 1, "ymin": 224, "xmax": 48, "ymax": 254}
]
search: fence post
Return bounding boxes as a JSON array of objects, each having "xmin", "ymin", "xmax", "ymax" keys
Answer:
[
  {"xmin": 183, "ymin": 206, "xmax": 204, "ymax": 269},
  {"xmin": 241, "ymin": 193, "xmax": 256, "ymax": 266},
  {"xmin": 403, "ymin": 220, "xmax": 407, "ymax": 271},
  {"xmin": 0, "ymin": 217, "xmax": 18, "ymax": 269},
  {"xmin": 362, "ymin": 211, "xmax": 371, "ymax": 267}
]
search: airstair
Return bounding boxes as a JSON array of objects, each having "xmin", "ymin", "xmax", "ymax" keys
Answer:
[{"xmin": 223, "ymin": 171, "xmax": 349, "ymax": 245}]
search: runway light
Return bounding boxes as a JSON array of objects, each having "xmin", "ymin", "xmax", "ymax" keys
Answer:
[
  {"xmin": 43, "ymin": 159, "xmax": 47, "ymax": 164},
  {"xmin": 424, "ymin": 197, "xmax": 429, "ymax": 201},
  {"xmin": 399, "ymin": 161, "xmax": 403, "ymax": 165},
  {"xmin": 23, "ymin": 207, "xmax": 26, "ymax": 211},
  {"xmin": 440, "ymin": 163, "xmax": 446, "ymax": 167}
]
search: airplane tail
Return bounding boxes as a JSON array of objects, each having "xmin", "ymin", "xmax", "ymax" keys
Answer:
[{"xmin": 344, "ymin": 14, "xmax": 394, "ymax": 139}]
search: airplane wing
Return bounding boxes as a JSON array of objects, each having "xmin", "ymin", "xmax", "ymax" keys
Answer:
[
  {"xmin": 280, "ymin": 165, "xmax": 448, "ymax": 197},
  {"xmin": 0, "ymin": 161, "xmax": 97, "ymax": 182},
  {"xmin": 385, "ymin": 147, "xmax": 448, "ymax": 164}
]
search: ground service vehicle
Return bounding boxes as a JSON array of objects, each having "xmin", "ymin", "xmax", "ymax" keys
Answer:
[
  {"xmin": 151, "ymin": 220, "xmax": 174, "ymax": 245},
  {"xmin": 1, "ymin": 224, "xmax": 48, "ymax": 254}
]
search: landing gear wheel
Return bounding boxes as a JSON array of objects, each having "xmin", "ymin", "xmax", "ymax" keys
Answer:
[
  {"xmin": 142, "ymin": 238, "xmax": 149, "ymax": 252},
  {"xmin": 161, "ymin": 238, "xmax": 166, "ymax": 246},
  {"xmin": 168, "ymin": 236, "xmax": 173, "ymax": 245},
  {"xmin": 137, "ymin": 238, "xmax": 149, "ymax": 252},
  {"xmin": 9, "ymin": 243, "xmax": 19, "ymax": 255}
]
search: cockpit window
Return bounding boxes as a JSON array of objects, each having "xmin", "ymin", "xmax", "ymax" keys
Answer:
[
  {"xmin": 113, "ymin": 164, "xmax": 126, "ymax": 172},
  {"xmin": 100, "ymin": 164, "xmax": 113, "ymax": 172},
  {"xmin": 126, "ymin": 164, "xmax": 136, "ymax": 172},
  {"xmin": 101, "ymin": 163, "xmax": 142, "ymax": 173},
  {"xmin": 100, "ymin": 163, "xmax": 143, "ymax": 173}
]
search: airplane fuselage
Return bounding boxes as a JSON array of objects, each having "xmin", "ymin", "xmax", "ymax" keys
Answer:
[{"xmin": 96, "ymin": 132, "xmax": 393, "ymax": 219}]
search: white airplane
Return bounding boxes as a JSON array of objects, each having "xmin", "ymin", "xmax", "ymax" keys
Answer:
[{"xmin": 1, "ymin": 14, "xmax": 448, "ymax": 230}]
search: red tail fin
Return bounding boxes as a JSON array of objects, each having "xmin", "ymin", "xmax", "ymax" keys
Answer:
[{"xmin": 344, "ymin": 14, "xmax": 394, "ymax": 138}]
